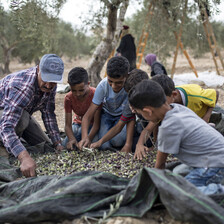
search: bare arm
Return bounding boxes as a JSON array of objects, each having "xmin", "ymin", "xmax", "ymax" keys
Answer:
[
  {"xmin": 155, "ymin": 151, "xmax": 168, "ymax": 169},
  {"xmin": 121, "ymin": 119, "xmax": 135, "ymax": 153},
  {"xmin": 134, "ymin": 122, "xmax": 157, "ymax": 160},
  {"xmin": 216, "ymin": 90, "xmax": 219, "ymax": 103},
  {"xmin": 64, "ymin": 113, "xmax": 77, "ymax": 149},
  {"xmin": 88, "ymin": 106, "xmax": 101, "ymax": 141},
  {"xmin": 202, "ymin": 90, "xmax": 219, "ymax": 123},
  {"xmin": 202, "ymin": 107, "xmax": 213, "ymax": 123},
  {"xmin": 91, "ymin": 120, "xmax": 125, "ymax": 149},
  {"xmin": 78, "ymin": 103, "xmax": 99, "ymax": 148}
]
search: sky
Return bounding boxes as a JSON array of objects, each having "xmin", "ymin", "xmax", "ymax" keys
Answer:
[
  {"xmin": 58, "ymin": 0, "xmax": 143, "ymax": 28},
  {"xmin": 1, "ymin": 0, "xmax": 224, "ymax": 27},
  {"xmin": 58, "ymin": 0, "xmax": 224, "ymax": 27}
]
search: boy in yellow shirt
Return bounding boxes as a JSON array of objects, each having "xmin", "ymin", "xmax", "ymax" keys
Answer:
[{"xmin": 175, "ymin": 84, "xmax": 218, "ymax": 122}]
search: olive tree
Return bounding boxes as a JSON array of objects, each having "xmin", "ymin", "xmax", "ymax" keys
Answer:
[{"xmin": 86, "ymin": 0, "xmax": 130, "ymax": 86}]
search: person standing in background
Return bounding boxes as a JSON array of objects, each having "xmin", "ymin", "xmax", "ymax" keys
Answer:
[{"xmin": 116, "ymin": 25, "xmax": 136, "ymax": 71}]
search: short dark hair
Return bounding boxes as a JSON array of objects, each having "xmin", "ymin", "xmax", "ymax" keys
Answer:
[
  {"xmin": 151, "ymin": 74, "xmax": 175, "ymax": 96},
  {"xmin": 106, "ymin": 56, "xmax": 130, "ymax": 79},
  {"xmin": 128, "ymin": 80, "xmax": 166, "ymax": 109},
  {"xmin": 68, "ymin": 67, "xmax": 88, "ymax": 85},
  {"xmin": 124, "ymin": 69, "xmax": 149, "ymax": 92}
]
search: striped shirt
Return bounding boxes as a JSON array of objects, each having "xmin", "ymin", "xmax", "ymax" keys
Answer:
[{"xmin": 0, "ymin": 66, "xmax": 61, "ymax": 157}]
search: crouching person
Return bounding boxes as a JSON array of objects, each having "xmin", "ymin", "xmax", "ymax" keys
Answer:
[
  {"xmin": 128, "ymin": 80, "xmax": 224, "ymax": 195},
  {"xmin": 0, "ymin": 54, "xmax": 64, "ymax": 178},
  {"xmin": 62, "ymin": 67, "xmax": 100, "ymax": 150}
]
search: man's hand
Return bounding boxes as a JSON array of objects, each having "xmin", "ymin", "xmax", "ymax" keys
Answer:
[
  {"xmin": 134, "ymin": 143, "xmax": 152, "ymax": 160},
  {"xmin": 90, "ymin": 140, "xmax": 102, "ymax": 149},
  {"xmin": 18, "ymin": 150, "xmax": 36, "ymax": 178},
  {"xmin": 78, "ymin": 137, "xmax": 91, "ymax": 149},
  {"xmin": 66, "ymin": 139, "xmax": 78, "ymax": 150}
]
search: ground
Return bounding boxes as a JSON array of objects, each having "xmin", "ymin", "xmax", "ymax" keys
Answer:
[{"xmin": 2, "ymin": 51, "xmax": 224, "ymax": 224}]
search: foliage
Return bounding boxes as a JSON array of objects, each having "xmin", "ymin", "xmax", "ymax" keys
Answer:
[
  {"xmin": 10, "ymin": 1, "xmax": 61, "ymax": 63},
  {"xmin": 0, "ymin": 5, "xmax": 20, "ymax": 73},
  {"xmin": 0, "ymin": 1, "xmax": 96, "ymax": 73},
  {"xmin": 125, "ymin": 0, "xmax": 224, "ymax": 64}
]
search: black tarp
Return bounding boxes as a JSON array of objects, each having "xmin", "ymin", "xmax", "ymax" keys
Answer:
[{"xmin": 0, "ymin": 157, "xmax": 224, "ymax": 224}]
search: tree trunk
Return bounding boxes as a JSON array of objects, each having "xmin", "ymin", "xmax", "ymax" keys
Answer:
[
  {"xmin": 87, "ymin": 0, "xmax": 129, "ymax": 87},
  {"xmin": 3, "ymin": 48, "xmax": 11, "ymax": 75},
  {"xmin": 0, "ymin": 37, "xmax": 18, "ymax": 75},
  {"xmin": 112, "ymin": 0, "xmax": 129, "ymax": 50}
]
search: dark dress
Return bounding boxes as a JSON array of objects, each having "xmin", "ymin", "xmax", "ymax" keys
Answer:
[
  {"xmin": 151, "ymin": 61, "xmax": 168, "ymax": 77},
  {"xmin": 116, "ymin": 34, "xmax": 136, "ymax": 71}
]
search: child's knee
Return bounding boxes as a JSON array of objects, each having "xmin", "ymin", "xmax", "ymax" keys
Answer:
[
  {"xmin": 110, "ymin": 136, "xmax": 126, "ymax": 148},
  {"xmin": 99, "ymin": 141, "xmax": 111, "ymax": 150}
]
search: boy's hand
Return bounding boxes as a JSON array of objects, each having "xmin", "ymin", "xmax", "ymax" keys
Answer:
[
  {"xmin": 78, "ymin": 137, "xmax": 91, "ymax": 149},
  {"xmin": 90, "ymin": 141, "xmax": 102, "ymax": 149},
  {"xmin": 66, "ymin": 139, "xmax": 78, "ymax": 150},
  {"xmin": 121, "ymin": 145, "xmax": 132, "ymax": 153},
  {"xmin": 55, "ymin": 144, "xmax": 64, "ymax": 151},
  {"xmin": 134, "ymin": 144, "xmax": 152, "ymax": 160}
]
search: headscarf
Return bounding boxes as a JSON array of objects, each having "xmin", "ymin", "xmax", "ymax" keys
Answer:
[{"xmin": 145, "ymin": 54, "xmax": 157, "ymax": 67}]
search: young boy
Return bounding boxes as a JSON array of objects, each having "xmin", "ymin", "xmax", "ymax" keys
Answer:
[
  {"xmin": 78, "ymin": 56, "xmax": 129, "ymax": 150},
  {"xmin": 134, "ymin": 74, "xmax": 219, "ymax": 160},
  {"xmin": 90, "ymin": 69, "xmax": 152, "ymax": 152},
  {"xmin": 129, "ymin": 80, "xmax": 224, "ymax": 195},
  {"xmin": 63, "ymin": 67, "xmax": 100, "ymax": 150}
]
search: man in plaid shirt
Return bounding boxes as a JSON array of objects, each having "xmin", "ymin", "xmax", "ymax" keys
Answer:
[{"xmin": 0, "ymin": 54, "xmax": 64, "ymax": 177}]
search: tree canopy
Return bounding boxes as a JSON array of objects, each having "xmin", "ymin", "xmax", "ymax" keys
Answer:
[{"xmin": 0, "ymin": 0, "xmax": 223, "ymax": 82}]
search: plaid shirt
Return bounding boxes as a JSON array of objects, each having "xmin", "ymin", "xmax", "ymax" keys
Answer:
[{"xmin": 0, "ymin": 66, "xmax": 61, "ymax": 157}]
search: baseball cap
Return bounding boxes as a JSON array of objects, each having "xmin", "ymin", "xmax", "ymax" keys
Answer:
[{"xmin": 39, "ymin": 54, "xmax": 64, "ymax": 83}]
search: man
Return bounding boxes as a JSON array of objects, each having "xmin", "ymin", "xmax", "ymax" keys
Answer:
[{"xmin": 0, "ymin": 54, "xmax": 64, "ymax": 178}]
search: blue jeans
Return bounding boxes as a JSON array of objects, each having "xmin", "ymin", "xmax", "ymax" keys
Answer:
[
  {"xmin": 185, "ymin": 167, "xmax": 224, "ymax": 195},
  {"xmin": 132, "ymin": 121, "xmax": 152, "ymax": 152},
  {"xmin": 62, "ymin": 123, "xmax": 98, "ymax": 147},
  {"xmin": 98, "ymin": 111, "xmax": 126, "ymax": 150}
]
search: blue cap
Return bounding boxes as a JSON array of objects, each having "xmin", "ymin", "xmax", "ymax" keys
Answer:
[{"xmin": 39, "ymin": 54, "xmax": 64, "ymax": 83}]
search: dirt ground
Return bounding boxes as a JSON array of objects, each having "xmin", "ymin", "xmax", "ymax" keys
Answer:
[{"xmin": 3, "ymin": 52, "xmax": 224, "ymax": 224}]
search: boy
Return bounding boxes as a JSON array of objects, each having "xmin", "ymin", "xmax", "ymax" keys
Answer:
[
  {"xmin": 78, "ymin": 56, "xmax": 129, "ymax": 150},
  {"xmin": 134, "ymin": 74, "xmax": 219, "ymax": 160},
  {"xmin": 63, "ymin": 67, "xmax": 100, "ymax": 150},
  {"xmin": 129, "ymin": 80, "xmax": 224, "ymax": 195},
  {"xmin": 90, "ymin": 69, "xmax": 152, "ymax": 152},
  {"xmin": 153, "ymin": 74, "xmax": 219, "ymax": 122}
]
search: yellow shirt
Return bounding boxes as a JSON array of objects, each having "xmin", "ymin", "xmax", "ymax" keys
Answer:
[{"xmin": 176, "ymin": 84, "xmax": 216, "ymax": 118}]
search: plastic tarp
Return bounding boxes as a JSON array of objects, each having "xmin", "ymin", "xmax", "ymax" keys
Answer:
[{"xmin": 0, "ymin": 160, "xmax": 224, "ymax": 224}]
